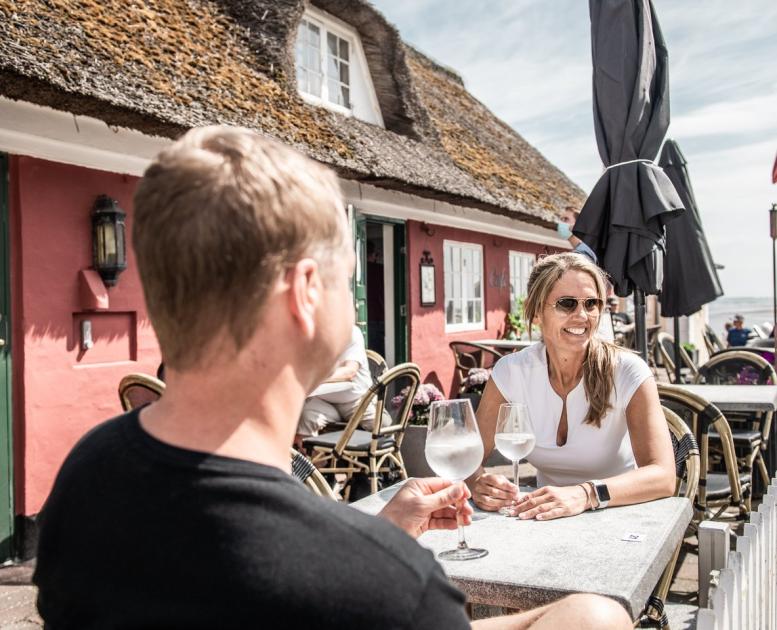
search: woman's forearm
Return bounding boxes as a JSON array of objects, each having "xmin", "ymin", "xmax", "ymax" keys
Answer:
[{"xmin": 592, "ymin": 463, "xmax": 675, "ymax": 509}]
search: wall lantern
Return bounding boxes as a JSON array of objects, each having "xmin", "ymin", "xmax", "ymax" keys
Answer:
[{"xmin": 92, "ymin": 195, "xmax": 127, "ymax": 287}]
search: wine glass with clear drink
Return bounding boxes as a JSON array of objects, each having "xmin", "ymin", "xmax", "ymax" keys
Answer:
[
  {"xmin": 424, "ymin": 398, "xmax": 488, "ymax": 561},
  {"xmin": 494, "ymin": 402, "xmax": 536, "ymax": 516}
]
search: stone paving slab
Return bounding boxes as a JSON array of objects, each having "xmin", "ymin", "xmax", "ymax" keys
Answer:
[{"xmin": 0, "ymin": 562, "xmax": 41, "ymax": 629}]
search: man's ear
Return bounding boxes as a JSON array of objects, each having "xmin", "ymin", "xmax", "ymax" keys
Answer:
[{"xmin": 287, "ymin": 258, "xmax": 321, "ymax": 339}]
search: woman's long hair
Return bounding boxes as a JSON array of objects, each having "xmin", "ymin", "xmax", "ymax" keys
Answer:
[{"xmin": 523, "ymin": 253, "xmax": 620, "ymax": 428}]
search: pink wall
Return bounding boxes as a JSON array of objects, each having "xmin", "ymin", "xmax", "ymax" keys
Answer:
[
  {"xmin": 406, "ymin": 220, "xmax": 552, "ymax": 396},
  {"xmin": 10, "ymin": 157, "xmax": 160, "ymax": 515}
]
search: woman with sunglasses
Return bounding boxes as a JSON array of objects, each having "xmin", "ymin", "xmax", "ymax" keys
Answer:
[{"xmin": 467, "ymin": 253, "xmax": 675, "ymax": 520}]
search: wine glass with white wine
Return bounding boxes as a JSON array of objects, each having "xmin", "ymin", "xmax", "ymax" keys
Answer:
[
  {"xmin": 494, "ymin": 402, "xmax": 536, "ymax": 516},
  {"xmin": 424, "ymin": 398, "xmax": 488, "ymax": 561}
]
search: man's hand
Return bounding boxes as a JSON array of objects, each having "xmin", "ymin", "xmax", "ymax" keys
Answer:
[{"xmin": 378, "ymin": 478, "xmax": 473, "ymax": 539}]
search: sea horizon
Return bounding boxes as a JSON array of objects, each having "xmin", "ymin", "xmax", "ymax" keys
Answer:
[{"xmin": 707, "ymin": 295, "xmax": 774, "ymax": 336}]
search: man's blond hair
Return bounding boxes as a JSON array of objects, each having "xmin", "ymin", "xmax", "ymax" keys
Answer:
[{"xmin": 133, "ymin": 126, "xmax": 347, "ymax": 369}]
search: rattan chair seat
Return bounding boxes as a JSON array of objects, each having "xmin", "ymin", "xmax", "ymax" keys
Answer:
[{"xmin": 303, "ymin": 430, "xmax": 395, "ymax": 452}]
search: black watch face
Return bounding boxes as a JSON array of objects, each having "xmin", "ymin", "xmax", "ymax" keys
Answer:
[{"xmin": 596, "ymin": 484, "xmax": 611, "ymax": 503}]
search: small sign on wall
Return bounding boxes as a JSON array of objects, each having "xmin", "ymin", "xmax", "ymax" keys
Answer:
[{"xmin": 420, "ymin": 250, "xmax": 436, "ymax": 307}]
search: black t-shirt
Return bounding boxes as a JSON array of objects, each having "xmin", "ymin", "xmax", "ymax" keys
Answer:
[{"xmin": 34, "ymin": 409, "xmax": 469, "ymax": 629}]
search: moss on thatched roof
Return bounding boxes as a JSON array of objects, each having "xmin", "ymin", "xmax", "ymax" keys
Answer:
[{"xmin": 0, "ymin": 0, "xmax": 585, "ymax": 226}]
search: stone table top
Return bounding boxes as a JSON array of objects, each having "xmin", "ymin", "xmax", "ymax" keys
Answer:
[
  {"xmin": 351, "ymin": 484, "xmax": 692, "ymax": 619},
  {"xmin": 675, "ymin": 384, "xmax": 777, "ymax": 412}
]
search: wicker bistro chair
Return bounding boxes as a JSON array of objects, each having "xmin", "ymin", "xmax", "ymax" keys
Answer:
[
  {"xmin": 303, "ymin": 363, "xmax": 421, "ymax": 499},
  {"xmin": 365, "ymin": 349, "xmax": 388, "ymax": 382},
  {"xmin": 118, "ymin": 373, "xmax": 166, "ymax": 412},
  {"xmin": 449, "ymin": 341, "xmax": 502, "ymax": 394},
  {"xmin": 695, "ymin": 351, "xmax": 776, "ymax": 490},
  {"xmin": 638, "ymin": 406, "xmax": 700, "ymax": 628},
  {"xmin": 695, "ymin": 350, "xmax": 777, "ymax": 386},
  {"xmin": 702, "ymin": 324, "xmax": 725, "ymax": 356},
  {"xmin": 655, "ymin": 332, "xmax": 699, "ymax": 384},
  {"xmin": 290, "ymin": 448, "xmax": 338, "ymax": 500},
  {"xmin": 657, "ymin": 384, "xmax": 750, "ymax": 525}
]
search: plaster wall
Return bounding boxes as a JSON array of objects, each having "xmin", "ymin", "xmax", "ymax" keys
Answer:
[
  {"xmin": 10, "ymin": 156, "xmax": 159, "ymax": 515},
  {"xmin": 406, "ymin": 219, "xmax": 551, "ymax": 396}
]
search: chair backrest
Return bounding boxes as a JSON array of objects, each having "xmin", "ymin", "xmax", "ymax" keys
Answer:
[
  {"xmin": 703, "ymin": 324, "xmax": 725, "ymax": 355},
  {"xmin": 662, "ymin": 406, "xmax": 700, "ymax": 501},
  {"xmin": 657, "ymin": 384, "xmax": 744, "ymax": 518},
  {"xmin": 290, "ymin": 448, "xmax": 338, "ymax": 500},
  {"xmin": 365, "ymin": 349, "xmax": 388, "ymax": 382},
  {"xmin": 118, "ymin": 373, "xmax": 166, "ymax": 411},
  {"xmin": 449, "ymin": 341, "xmax": 501, "ymax": 390},
  {"xmin": 696, "ymin": 350, "xmax": 777, "ymax": 385},
  {"xmin": 656, "ymin": 332, "xmax": 698, "ymax": 382},
  {"xmin": 331, "ymin": 362, "xmax": 421, "ymax": 456}
]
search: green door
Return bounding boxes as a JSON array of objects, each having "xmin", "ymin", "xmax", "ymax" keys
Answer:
[
  {"xmin": 393, "ymin": 224, "xmax": 407, "ymax": 363},
  {"xmin": 0, "ymin": 154, "xmax": 14, "ymax": 561},
  {"xmin": 351, "ymin": 209, "xmax": 368, "ymax": 339}
]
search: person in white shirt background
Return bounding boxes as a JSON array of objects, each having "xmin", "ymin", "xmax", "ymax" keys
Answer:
[
  {"xmin": 468, "ymin": 252, "xmax": 674, "ymax": 520},
  {"xmin": 297, "ymin": 325, "xmax": 378, "ymax": 442}
]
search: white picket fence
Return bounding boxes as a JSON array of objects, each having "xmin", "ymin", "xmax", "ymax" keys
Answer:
[{"xmin": 697, "ymin": 480, "xmax": 777, "ymax": 630}]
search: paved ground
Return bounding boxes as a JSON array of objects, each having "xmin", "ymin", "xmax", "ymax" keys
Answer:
[{"xmin": 0, "ymin": 562, "xmax": 40, "ymax": 629}]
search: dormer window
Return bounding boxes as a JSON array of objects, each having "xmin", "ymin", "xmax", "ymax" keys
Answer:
[{"xmin": 294, "ymin": 6, "xmax": 384, "ymax": 127}]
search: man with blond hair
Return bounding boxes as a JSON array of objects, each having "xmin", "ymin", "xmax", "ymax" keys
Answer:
[{"xmin": 34, "ymin": 126, "xmax": 630, "ymax": 629}]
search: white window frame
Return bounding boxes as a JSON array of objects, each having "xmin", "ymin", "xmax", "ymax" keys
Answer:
[
  {"xmin": 444, "ymin": 240, "xmax": 485, "ymax": 333},
  {"xmin": 294, "ymin": 6, "xmax": 384, "ymax": 126},
  {"xmin": 508, "ymin": 251, "xmax": 535, "ymax": 311}
]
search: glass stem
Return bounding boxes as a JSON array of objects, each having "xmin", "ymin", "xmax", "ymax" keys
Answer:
[
  {"xmin": 513, "ymin": 459, "xmax": 520, "ymax": 496},
  {"xmin": 457, "ymin": 523, "xmax": 468, "ymax": 550}
]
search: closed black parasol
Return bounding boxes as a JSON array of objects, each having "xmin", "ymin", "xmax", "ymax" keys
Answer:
[
  {"xmin": 574, "ymin": 0, "xmax": 684, "ymax": 360},
  {"xmin": 659, "ymin": 139, "xmax": 723, "ymax": 380}
]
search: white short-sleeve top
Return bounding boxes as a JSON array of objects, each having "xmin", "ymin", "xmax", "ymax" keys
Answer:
[{"xmin": 490, "ymin": 342, "xmax": 653, "ymax": 487}]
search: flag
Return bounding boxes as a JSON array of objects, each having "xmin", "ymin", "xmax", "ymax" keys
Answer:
[{"xmin": 773, "ymin": 152, "xmax": 777, "ymax": 184}]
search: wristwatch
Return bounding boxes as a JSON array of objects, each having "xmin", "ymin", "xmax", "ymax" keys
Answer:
[{"xmin": 589, "ymin": 480, "xmax": 610, "ymax": 510}]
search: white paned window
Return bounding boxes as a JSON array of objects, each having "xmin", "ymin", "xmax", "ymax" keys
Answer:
[
  {"xmin": 293, "ymin": 7, "xmax": 384, "ymax": 126},
  {"xmin": 296, "ymin": 17, "xmax": 350, "ymax": 109},
  {"xmin": 508, "ymin": 251, "xmax": 535, "ymax": 311},
  {"xmin": 444, "ymin": 241, "xmax": 484, "ymax": 332},
  {"xmin": 295, "ymin": 19, "xmax": 323, "ymax": 98}
]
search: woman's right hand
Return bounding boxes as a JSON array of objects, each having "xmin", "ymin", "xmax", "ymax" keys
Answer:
[{"xmin": 468, "ymin": 470, "xmax": 519, "ymax": 512}]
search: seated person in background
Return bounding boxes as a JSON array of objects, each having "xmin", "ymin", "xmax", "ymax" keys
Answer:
[
  {"xmin": 298, "ymin": 324, "xmax": 379, "ymax": 441},
  {"xmin": 34, "ymin": 127, "xmax": 630, "ymax": 630},
  {"xmin": 557, "ymin": 206, "xmax": 598, "ymax": 264},
  {"xmin": 727, "ymin": 314, "xmax": 751, "ymax": 347},
  {"xmin": 468, "ymin": 252, "xmax": 675, "ymax": 519},
  {"xmin": 607, "ymin": 296, "xmax": 635, "ymax": 345}
]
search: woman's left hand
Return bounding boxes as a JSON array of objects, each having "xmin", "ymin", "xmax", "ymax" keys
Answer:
[{"xmin": 508, "ymin": 485, "xmax": 589, "ymax": 521}]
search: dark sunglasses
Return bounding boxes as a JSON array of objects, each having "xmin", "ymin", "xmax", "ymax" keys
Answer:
[{"xmin": 548, "ymin": 297, "xmax": 604, "ymax": 314}]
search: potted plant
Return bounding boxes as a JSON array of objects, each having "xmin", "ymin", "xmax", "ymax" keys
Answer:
[
  {"xmin": 503, "ymin": 296, "xmax": 527, "ymax": 340},
  {"xmin": 681, "ymin": 341, "xmax": 698, "ymax": 366},
  {"xmin": 460, "ymin": 367, "xmax": 490, "ymax": 411},
  {"xmin": 395, "ymin": 383, "xmax": 444, "ymax": 478}
]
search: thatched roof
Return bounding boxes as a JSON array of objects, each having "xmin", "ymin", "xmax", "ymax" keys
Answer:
[{"xmin": 0, "ymin": 0, "xmax": 586, "ymax": 227}]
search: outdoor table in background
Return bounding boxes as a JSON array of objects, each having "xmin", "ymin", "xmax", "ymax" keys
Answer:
[
  {"xmin": 475, "ymin": 339, "xmax": 534, "ymax": 356},
  {"xmin": 675, "ymin": 384, "xmax": 777, "ymax": 490},
  {"xmin": 308, "ymin": 381, "xmax": 352, "ymax": 397},
  {"xmin": 352, "ymin": 483, "xmax": 691, "ymax": 620}
]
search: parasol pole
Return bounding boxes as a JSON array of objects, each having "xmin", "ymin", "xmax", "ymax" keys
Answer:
[
  {"xmin": 634, "ymin": 289, "xmax": 648, "ymax": 363},
  {"xmin": 770, "ymin": 204, "xmax": 777, "ymax": 370},
  {"xmin": 673, "ymin": 317, "xmax": 682, "ymax": 383}
]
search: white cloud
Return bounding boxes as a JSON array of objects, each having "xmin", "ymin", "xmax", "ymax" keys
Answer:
[{"xmin": 670, "ymin": 93, "xmax": 777, "ymax": 139}]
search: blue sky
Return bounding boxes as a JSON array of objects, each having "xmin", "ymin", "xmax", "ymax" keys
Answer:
[{"xmin": 370, "ymin": 0, "xmax": 777, "ymax": 298}]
